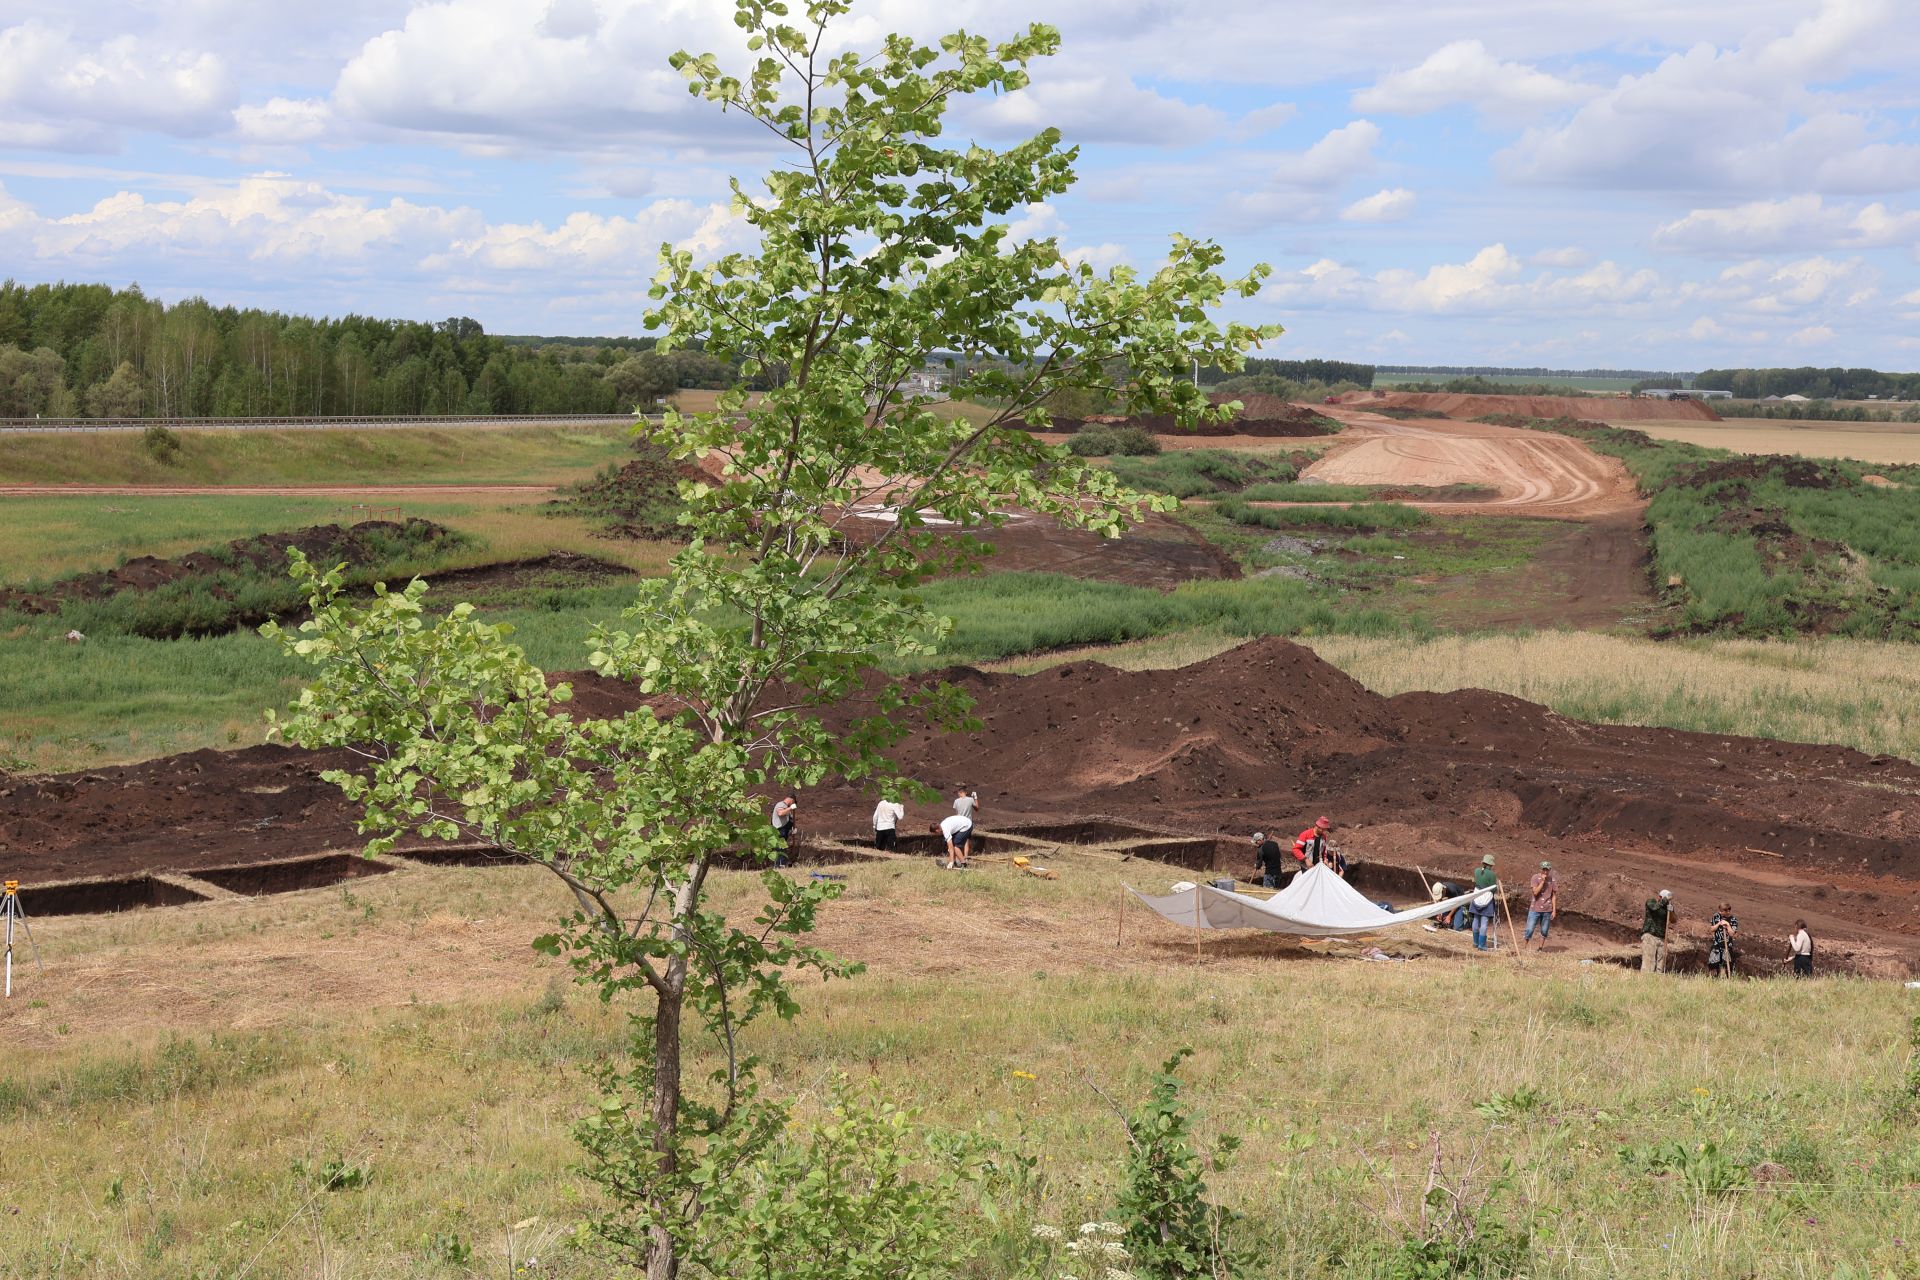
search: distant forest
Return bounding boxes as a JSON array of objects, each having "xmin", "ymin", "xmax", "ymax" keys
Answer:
[
  {"xmin": 1376, "ymin": 365, "xmax": 1691, "ymax": 380},
  {"xmin": 0, "ymin": 281, "xmax": 733, "ymax": 419},
  {"xmin": 1692, "ymin": 367, "xmax": 1920, "ymax": 400}
]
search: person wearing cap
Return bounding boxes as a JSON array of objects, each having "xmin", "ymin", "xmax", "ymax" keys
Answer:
[
  {"xmin": 1641, "ymin": 889, "xmax": 1677, "ymax": 973},
  {"xmin": 1251, "ymin": 831, "xmax": 1287, "ymax": 889},
  {"xmin": 1524, "ymin": 861, "xmax": 1558, "ymax": 948},
  {"xmin": 1469, "ymin": 854, "xmax": 1499, "ymax": 951},
  {"xmin": 1293, "ymin": 816, "xmax": 1344, "ymax": 877}
]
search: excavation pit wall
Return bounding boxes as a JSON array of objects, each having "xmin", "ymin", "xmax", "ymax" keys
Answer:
[
  {"xmin": 16, "ymin": 874, "xmax": 212, "ymax": 917},
  {"xmin": 193, "ymin": 853, "xmax": 395, "ymax": 897}
]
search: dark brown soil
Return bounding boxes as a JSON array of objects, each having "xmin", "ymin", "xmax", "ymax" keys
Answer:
[
  {"xmin": 8, "ymin": 637, "xmax": 1920, "ymax": 973},
  {"xmin": 1048, "ymin": 393, "xmax": 1339, "ymax": 439},
  {"xmin": 551, "ymin": 446, "xmax": 707, "ymax": 539},
  {"xmin": 1678, "ymin": 456, "xmax": 1846, "ymax": 491},
  {"xmin": 0, "ymin": 519, "xmax": 460, "ymax": 615},
  {"xmin": 1344, "ymin": 392, "xmax": 1722, "ymax": 423}
]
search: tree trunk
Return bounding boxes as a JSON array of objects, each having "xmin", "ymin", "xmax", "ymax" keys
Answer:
[{"xmin": 647, "ymin": 952, "xmax": 687, "ymax": 1280}]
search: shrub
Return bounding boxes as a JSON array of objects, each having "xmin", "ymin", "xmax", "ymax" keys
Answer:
[
  {"xmin": 1114, "ymin": 1048, "xmax": 1244, "ymax": 1280},
  {"xmin": 1068, "ymin": 425, "xmax": 1161, "ymax": 457},
  {"xmin": 141, "ymin": 424, "xmax": 182, "ymax": 464}
]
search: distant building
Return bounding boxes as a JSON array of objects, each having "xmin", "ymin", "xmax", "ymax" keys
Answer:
[
  {"xmin": 1639, "ymin": 388, "xmax": 1733, "ymax": 400},
  {"xmin": 1781, "ymin": 393, "xmax": 1810, "ymax": 402}
]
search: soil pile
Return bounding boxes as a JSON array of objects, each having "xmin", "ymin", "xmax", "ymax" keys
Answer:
[
  {"xmin": 1048, "ymin": 394, "xmax": 1339, "ymax": 439},
  {"xmin": 1676, "ymin": 456, "xmax": 1846, "ymax": 491},
  {"xmin": 13, "ymin": 639, "xmax": 1920, "ymax": 936},
  {"xmin": 1344, "ymin": 392, "xmax": 1721, "ymax": 423},
  {"xmin": 551, "ymin": 445, "xmax": 710, "ymax": 539},
  {"xmin": 0, "ymin": 520, "xmax": 460, "ymax": 617}
]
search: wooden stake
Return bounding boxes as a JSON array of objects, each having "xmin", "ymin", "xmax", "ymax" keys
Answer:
[
  {"xmin": 1415, "ymin": 864, "xmax": 1435, "ymax": 900},
  {"xmin": 1115, "ymin": 887, "xmax": 1125, "ymax": 947},
  {"xmin": 1498, "ymin": 880, "xmax": 1524, "ymax": 961}
]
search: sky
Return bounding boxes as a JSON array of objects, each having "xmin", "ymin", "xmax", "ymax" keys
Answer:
[{"xmin": 1, "ymin": 0, "xmax": 1917, "ymax": 369}]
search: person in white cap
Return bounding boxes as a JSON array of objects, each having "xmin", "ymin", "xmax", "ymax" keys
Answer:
[
  {"xmin": 1641, "ymin": 889, "xmax": 1676, "ymax": 973},
  {"xmin": 1251, "ymin": 832, "xmax": 1286, "ymax": 888},
  {"xmin": 1470, "ymin": 854, "xmax": 1499, "ymax": 951}
]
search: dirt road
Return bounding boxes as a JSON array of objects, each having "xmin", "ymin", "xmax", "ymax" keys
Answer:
[
  {"xmin": 0, "ymin": 483, "xmax": 559, "ymax": 498},
  {"xmin": 1304, "ymin": 407, "xmax": 1643, "ymax": 519}
]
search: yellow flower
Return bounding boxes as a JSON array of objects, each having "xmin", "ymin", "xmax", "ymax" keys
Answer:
[
  {"xmin": 1011, "ymin": 1070, "xmax": 1037, "ymax": 1081},
  {"xmin": 1692, "ymin": 1088, "xmax": 1711, "ymax": 1097}
]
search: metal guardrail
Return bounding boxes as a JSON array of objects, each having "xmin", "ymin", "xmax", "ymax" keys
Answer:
[{"xmin": 0, "ymin": 414, "xmax": 647, "ymax": 436}]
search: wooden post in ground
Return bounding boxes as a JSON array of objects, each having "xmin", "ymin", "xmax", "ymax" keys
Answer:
[
  {"xmin": 1115, "ymin": 888, "xmax": 1125, "ymax": 947},
  {"xmin": 1498, "ymin": 881, "xmax": 1524, "ymax": 960}
]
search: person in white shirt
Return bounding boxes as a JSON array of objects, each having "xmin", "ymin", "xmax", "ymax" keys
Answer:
[
  {"xmin": 1789, "ymin": 920, "xmax": 1813, "ymax": 977},
  {"xmin": 934, "ymin": 812, "xmax": 973, "ymax": 869},
  {"xmin": 770, "ymin": 796, "xmax": 797, "ymax": 866},
  {"xmin": 871, "ymin": 796, "xmax": 906, "ymax": 850}
]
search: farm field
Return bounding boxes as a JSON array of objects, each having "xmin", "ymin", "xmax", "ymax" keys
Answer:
[
  {"xmin": 3, "ymin": 852, "xmax": 1916, "ymax": 1279},
  {"xmin": 1632, "ymin": 418, "xmax": 1920, "ymax": 466}
]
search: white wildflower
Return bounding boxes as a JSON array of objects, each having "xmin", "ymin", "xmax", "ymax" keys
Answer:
[
  {"xmin": 1104, "ymin": 1269, "xmax": 1135, "ymax": 1280},
  {"xmin": 1099, "ymin": 1241, "xmax": 1129, "ymax": 1257},
  {"xmin": 1080, "ymin": 1222, "xmax": 1104, "ymax": 1236},
  {"xmin": 1031, "ymin": 1224, "xmax": 1063, "ymax": 1240}
]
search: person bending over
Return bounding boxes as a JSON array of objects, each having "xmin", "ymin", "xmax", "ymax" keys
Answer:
[{"xmin": 933, "ymin": 813, "xmax": 973, "ymax": 869}]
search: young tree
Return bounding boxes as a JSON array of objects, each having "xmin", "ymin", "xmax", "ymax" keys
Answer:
[{"xmin": 269, "ymin": 3, "xmax": 1275, "ymax": 1276}]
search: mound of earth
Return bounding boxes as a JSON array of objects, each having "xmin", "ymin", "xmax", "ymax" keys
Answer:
[
  {"xmin": 1048, "ymin": 393, "xmax": 1338, "ymax": 439},
  {"xmin": 1343, "ymin": 391, "xmax": 1721, "ymax": 423},
  {"xmin": 0, "ymin": 519, "xmax": 461, "ymax": 617},
  {"xmin": 15, "ymin": 636, "xmax": 1920, "ymax": 894},
  {"xmin": 1677, "ymin": 455, "xmax": 1847, "ymax": 491},
  {"xmin": 551, "ymin": 445, "xmax": 710, "ymax": 539}
]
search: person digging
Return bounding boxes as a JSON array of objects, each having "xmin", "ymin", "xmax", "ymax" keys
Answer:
[
  {"xmin": 1709, "ymin": 902, "xmax": 1739, "ymax": 978},
  {"xmin": 933, "ymin": 813, "xmax": 973, "ymax": 870},
  {"xmin": 1252, "ymin": 831, "xmax": 1287, "ymax": 889}
]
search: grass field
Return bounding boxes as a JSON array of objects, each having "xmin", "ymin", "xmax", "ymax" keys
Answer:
[
  {"xmin": 0, "ymin": 423, "xmax": 635, "ymax": 487},
  {"xmin": 1632, "ymin": 419, "xmax": 1920, "ymax": 467},
  {"xmin": 4, "ymin": 853, "xmax": 1915, "ymax": 1279}
]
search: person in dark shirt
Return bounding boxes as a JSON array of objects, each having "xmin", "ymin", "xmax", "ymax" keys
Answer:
[
  {"xmin": 1641, "ymin": 890, "xmax": 1676, "ymax": 973},
  {"xmin": 1251, "ymin": 832, "xmax": 1287, "ymax": 889},
  {"xmin": 1708, "ymin": 903, "xmax": 1739, "ymax": 977}
]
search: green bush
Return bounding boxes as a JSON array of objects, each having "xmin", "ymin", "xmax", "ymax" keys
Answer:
[
  {"xmin": 1104, "ymin": 449, "xmax": 1294, "ymax": 498},
  {"xmin": 141, "ymin": 424, "xmax": 182, "ymax": 464},
  {"xmin": 1067, "ymin": 425, "xmax": 1160, "ymax": 457},
  {"xmin": 1116, "ymin": 1049, "xmax": 1245, "ymax": 1280},
  {"xmin": 1214, "ymin": 496, "xmax": 1428, "ymax": 531}
]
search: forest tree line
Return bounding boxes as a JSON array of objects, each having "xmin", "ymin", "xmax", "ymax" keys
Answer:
[
  {"xmin": 0, "ymin": 281, "xmax": 734, "ymax": 419},
  {"xmin": 1691, "ymin": 366, "xmax": 1920, "ymax": 400}
]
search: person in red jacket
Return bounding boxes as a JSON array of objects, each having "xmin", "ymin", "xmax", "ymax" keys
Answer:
[{"xmin": 1292, "ymin": 816, "xmax": 1344, "ymax": 878}]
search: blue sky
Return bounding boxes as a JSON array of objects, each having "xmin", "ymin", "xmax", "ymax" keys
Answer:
[{"xmin": 1, "ymin": 0, "xmax": 1917, "ymax": 368}]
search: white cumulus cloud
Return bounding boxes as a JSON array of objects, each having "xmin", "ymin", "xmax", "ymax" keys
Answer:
[
  {"xmin": 1340, "ymin": 188, "xmax": 1416, "ymax": 223},
  {"xmin": 1353, "ymin": 39, "xmax": 1593, "ymax": 121},
  {"xmin": 233, "ymin": 97, "xmax": 333, "ymax": 145},
  {"xmin": 1655, "ymin": 195, "xmax": 1920, "ymax": 253},
  {"xmin": 0, "ymin": 20, "xmax": 235, "ymax": 143}
]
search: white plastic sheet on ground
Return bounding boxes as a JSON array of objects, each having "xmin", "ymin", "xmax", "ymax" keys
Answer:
[{"xmin": 1128, "ymin": 864, "xmax": 1483, "ymax": 937}]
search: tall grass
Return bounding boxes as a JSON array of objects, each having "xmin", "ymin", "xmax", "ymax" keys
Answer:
[
  {"xmin": 0, "ymin": 423, "xmax": 635, "ymax": 486},
  {"xmin": 1102, "ymin": 449, "xmax": 1296, "ymax": 498},
  {"xmin": 1213, "ymin": 496, "xmax": 1430, "ymax": 531},
  {"xmin": 3, "ymin": 855, "xmax": 1916, "ymax": 1278}
]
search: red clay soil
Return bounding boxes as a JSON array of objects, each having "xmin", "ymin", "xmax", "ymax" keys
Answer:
[
  {"xmin": 7, "ymin": 637, "xmax": 1918, "ymax": 973},
  {"xmin": 1341, "ymin": 391, "xmax": 1722, "ymax": 423}
]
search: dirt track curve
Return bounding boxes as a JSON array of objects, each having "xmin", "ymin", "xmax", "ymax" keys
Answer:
[{"xmin": 1303, "ymin": 407, "xmax": 1643, "ymax": 520}]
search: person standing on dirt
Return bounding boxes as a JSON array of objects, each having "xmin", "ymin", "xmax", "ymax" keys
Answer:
[
  {"xmin": 1524, "ymin": 861, "xmax": 1557, "ymax": 949},
  {"xmin": 871, "ymin": 795, "xmax": 906, "ymax": 851},
  {"xmin": 1789, "ymin": 919, "xmax": 1814, "ymax": 977},
  {"xmin": 1470, "ymin": 855, "xmax": 1499, "ymax": 951},
  {"xmin": 771, "ymin": 795, "xmax": 798, "ymax": 866},
  {"xmin": 1252, "ymin": 832, "xmax": 1287, "ymax": 889},
  {"xmin": 934, "ymin": 813, "xmax": 973, "ymax": 869},
  {"xmin": 953, "ymin": 785, "xmax": 980, "ymax": 823},
  {"xmin": 1640, "ymin": 890, "xmax": 1675, "ymax": 973},
  {"xmin": 1709, "ymin": 903, "xmax": 1739, "ymax": 978}
]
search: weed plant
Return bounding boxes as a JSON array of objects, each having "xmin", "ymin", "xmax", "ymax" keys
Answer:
[{"xmin": 1102, "ymin": 450, "xmax": 1298, "ymax": 498}]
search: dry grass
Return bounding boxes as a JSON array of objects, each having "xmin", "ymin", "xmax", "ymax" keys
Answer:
[
  {"xmin": 1634, "ymin": 419, "xmax": 1920, "ymax": 467},
  {"xmin": 1306, "ymin": 631, "xmax": 1920, "ymax": 759},
  {"xmin": 3, "ymin": 849, "xmax": 1915, "ymax": 1278}
]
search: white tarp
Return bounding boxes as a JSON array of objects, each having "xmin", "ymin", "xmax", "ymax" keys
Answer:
[{"xmin": 1128, "ymin": 864, "xmax": 1484, "ymax": 937}]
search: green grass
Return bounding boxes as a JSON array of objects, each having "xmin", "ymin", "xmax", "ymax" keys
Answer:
[
  {"xmin": 4, "ymin": 856, "xmax": 1918, "ymax": 1278},
  {"xmin": 0, "ymin": 423, "xmax": 635, "ymax": 486},
  {"xmin": 1501, "ymin": 417, "xmax": 1920, "ymax": 638},
  {"xmin": 1101, "ymin": 449, "xmax": 1299, "ymax": 498},
  {"xmin": 1212, "ymin": 497, "xmax": 1430, "ymax": 531}
]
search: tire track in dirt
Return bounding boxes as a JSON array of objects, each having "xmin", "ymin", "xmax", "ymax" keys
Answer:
[{"xmin": 1301, "ymin": 407, "xmax": 1641, "ymax": 520}]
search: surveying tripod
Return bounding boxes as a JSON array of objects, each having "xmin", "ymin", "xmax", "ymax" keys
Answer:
[{"xmin": 2, "ymin": 880, "xmax": 41, "ymax": 997}]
